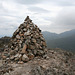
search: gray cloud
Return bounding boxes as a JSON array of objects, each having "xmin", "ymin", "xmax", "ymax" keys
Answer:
[
  {"xmin": 28, "ymin": 6, "xmax": 50, "ymax": 13},
  {"xmin": 54, "ymin": 7, "xmax": 75, "ymax": 26},
  {"xmin": 48, "ymin": 7, "xmax": 75, "ymax": 33},
  {"xmin": 14, "ymin": 0, "xmax": 75, "ymax": 6},
  {"xmin": 45, "ymin": 0, "xmax": 75, "ymax": 6},
  {"xmin": 14, "ymin": 0, "xmax": 43, "ymax": 5}
]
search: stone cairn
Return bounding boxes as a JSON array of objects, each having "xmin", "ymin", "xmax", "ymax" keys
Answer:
[{"xmin": 4, "ymin": 16, "xmax": 47, "ymax": 63}]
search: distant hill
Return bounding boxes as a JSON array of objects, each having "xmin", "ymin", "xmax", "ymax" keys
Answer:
[
  {"xmin": 59, "ymin": 29, "xmax": 75, "ymax": 38},
  {"xmin": 0, "ymin": 36, "xmax": 11, "ymax": 48},
  {"xmin": 42, "ymin": 29, "xmax": 75, "ymax": 52},
  {"xmin": 42, "ymin": 31, "xmax": 58, "ymax": 41}
]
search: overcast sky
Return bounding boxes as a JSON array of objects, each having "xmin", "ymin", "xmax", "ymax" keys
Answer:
[{"xmin": 0, "ymin": 0, "xmax": 75, "ymax": 37}]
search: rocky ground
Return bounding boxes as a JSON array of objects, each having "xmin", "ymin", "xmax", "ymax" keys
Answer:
[{"xmin": 0, "ymin": 48, "xmax": 75, "ymax": 75}]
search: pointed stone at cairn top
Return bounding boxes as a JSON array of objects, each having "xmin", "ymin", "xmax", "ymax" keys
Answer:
[{"xmin": 24, "ymin": 16, "xmax": 32, "ymax": 22}]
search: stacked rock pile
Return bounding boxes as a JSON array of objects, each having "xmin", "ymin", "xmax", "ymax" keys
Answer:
[{"xmin": 5, "ymin": 16, "xmax": 47, "ymax": 63}]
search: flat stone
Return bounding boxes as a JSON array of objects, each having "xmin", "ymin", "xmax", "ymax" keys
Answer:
[
  {"xmin": 15, "ymin": 57, "xmax": 19, "ymax": 61},
  {"xmin": 37, "ymin": 50, "xmax": 44, "ymax": 56},
  {"xmin": 14, "ymin": 53, "xmax": 19, "ymax": 58},
  {"xmin": 14, "ymin": 54, "xmax": 22, "ymax": 61},
  {"xmin": 18, "ymin": 61, "xmax": 24, "ymax": 64},
  {"xmin": 10, "ymin": 50, "xmax": 16, "ymax": 55},
  {"xmin": 23, "ymin": 29, "xmax": 27, "ymax": 32},
  {"xmin": 10, "ymin": 56, "xmax": 15, "ymax": 60}
]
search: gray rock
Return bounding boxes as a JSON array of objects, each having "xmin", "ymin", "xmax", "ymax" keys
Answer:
[
  {"xmin": 14, "ymin": 47, "xmax": 18, "ymax": 51},
  {"xmin": 23, "ymin": 29, "xmax": 27, "ymax": 32},
  {"xmin": 16, "ymin": 35, "xmax": 20, "ymax": 39},
  {"xmin": 10, "ymin": 56, "xmax": 15, "ymax": 60},
  {"xmin": 24, "ymin": 30, "xmax": 30, "ymax": 36},
  {"xmin": 22, "ymin": 54, "xmax": 29, "ymax": 62},
  {"xmin": 33, "ymin": 50, "xmax": 37, "ymax": 55},
  {"xmin": 19, "ymin": 40, "xmax": 22, "ymax": 44},
  {"xmin": 31, "ymin": 38, "xmax": 36, "ymax": 43},
  {"xmin": 37, "ymin": 50, "xmax": 44, "ymax": 56},
  {"xmin": 14, "ymin": 53, "xmax": 19, "ymax": 58}
]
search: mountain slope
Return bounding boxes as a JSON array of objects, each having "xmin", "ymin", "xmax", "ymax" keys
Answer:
[
  {"xmin": 42, "ymin": 30, "xmax": 75, "ymax": 52},
  {"xmin": 42, "ymin": 31, "xmax": 58, "ymax": 40},
  {"xmin": 59, "ymin": 29, "xmax": 75, "ymax": 38},
  {"xmin": 47, "ymin": 35, "xmax": 75, "ymax": 51}
]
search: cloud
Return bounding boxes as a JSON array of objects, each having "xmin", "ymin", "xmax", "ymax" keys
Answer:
[
  {"xmin": 54, "ymin": 7, "xmax": 75, "ymax": 26},
  {"xmin": 28, "ymin": 6, "xmax": 50, "ymax": 13},
  {"xmin": 48, "ymin": 6, "xmax": 75, "ymax": 33},
  {"xmin": 14, "ymin": 0, "xmax": 75, "ymax": 6},
  {"xmin": 14, "ymin": 0, "xmax": 43, "ymax": 5},
  {"xmin": 45, "ymin": 0, "xmax": 75, "ymax": 6}
]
